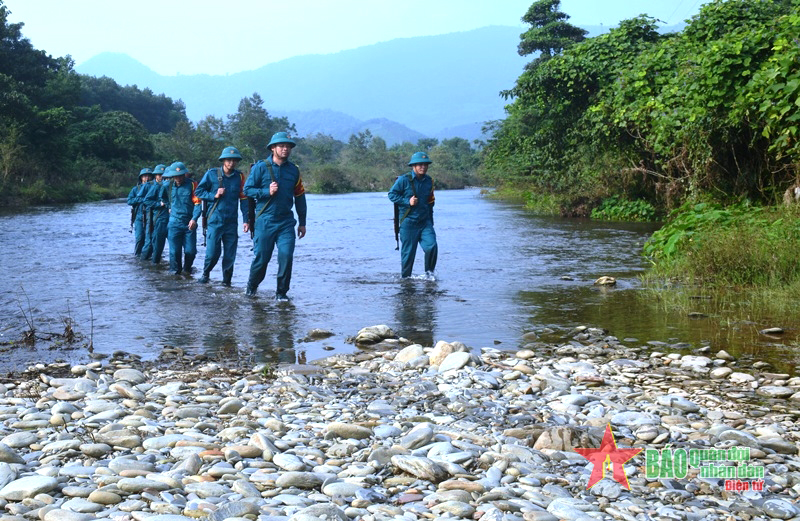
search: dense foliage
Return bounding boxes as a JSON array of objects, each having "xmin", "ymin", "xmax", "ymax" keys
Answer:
[
  {"xmin": 483, "ymin": 0, "xmax": 800, "ymax": 218},
  {"xmin": 0, "ymin": 2, "xmax": 176, "ymax": 204},
  {"xmin": 643, "ymin": 202, "xmax": 800, "ymax": 286}
]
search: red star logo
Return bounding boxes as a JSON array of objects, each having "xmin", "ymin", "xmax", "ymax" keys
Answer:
[{"xmin": 574, "ymin": 423, "xmax": 642, "ymax": 489}]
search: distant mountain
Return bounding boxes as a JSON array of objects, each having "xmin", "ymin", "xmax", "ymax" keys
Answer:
[
  {"xmin": 77, "ymin": 26, "xmax": 528, "ymax": 139},
  {"xmin": 75, "ymin": 23, "xmax": 686, "ymax": 143},
  {"xmin": 275, "ymin": 109, "xmax": 426, "ymax": 146}
]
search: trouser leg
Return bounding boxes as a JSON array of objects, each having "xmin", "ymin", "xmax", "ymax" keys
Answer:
[
  {"xmin": 399, "ymin": 223, "xmax": 421, "ymax": 278},
  {"xmin": 203, "ymin": 225, "xmax": 223, "ymax": 276},
  {"xmin": 153, "ymin": 219, "xmax": 168, "ymax": 264},
  {"xmin": 141, "ymin": 219, "xmax": 153, "ymax": 260},
  {"xmin": 420, "ymin": 224, "xmax": 438, "ymax": 273},
  {"xmin": 183, "ymin": 229, "xmax": 196, "ymax": 273},
  {"xmin": 247, "ymin": 218, "xmax": 276, "ymax": 291},
  {"xmin": 168, "ymin": 225, "xmax": 186, "ymax": 274},
  {"xmin": 134, "ymin": 219, "xmax": 145, "ymax": 256},
  {"xmin": 220, "ymin": 223, "xmax": 238, "ymax": 285},
  {"xmin": 275, "ymin": 222, "xmax": 296, "ymax": 296}
]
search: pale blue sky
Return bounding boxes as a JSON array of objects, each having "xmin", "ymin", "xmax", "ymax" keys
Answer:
[{"xmin": 4, "ymin": 0, "xmax": 705, "ymax": 75}]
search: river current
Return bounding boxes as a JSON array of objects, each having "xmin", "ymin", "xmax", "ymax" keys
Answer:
[{"xmin": 0, "ymin": 189, "xmax": 795, "ymax": 373}]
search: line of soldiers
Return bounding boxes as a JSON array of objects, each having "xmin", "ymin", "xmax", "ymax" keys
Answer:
[
  {"xmin": 127, "ymin": 133, "xmax": 438, "ymax": 301},
  {"xmin": 126, "ymin": 133, "xmax": 308, "ymax": 301}
]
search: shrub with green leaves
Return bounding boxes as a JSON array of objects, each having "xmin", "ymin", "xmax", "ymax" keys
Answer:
[
  {"xmin": 591, "ymin": 196, "xmax": 657, "ymax": 221},
  {"xmin": 644, "ymin": 202, "xmax": 800, "ymax": 286}
]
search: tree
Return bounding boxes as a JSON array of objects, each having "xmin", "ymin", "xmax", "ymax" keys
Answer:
[
  {"xmin": 227, "ymin": 93, "xmax": 295, "ymax": 162},
  {"xmin": 69, "ymin": 109, "xmax": 153, "ymax": 163},
  {"xmin": 517, "ymin": 0, "xmax": 587, "ymax": 69}
]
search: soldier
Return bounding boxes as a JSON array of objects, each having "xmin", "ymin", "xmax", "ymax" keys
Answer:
[
  {"xmin": 195, "ymin": 147, "xmax": 249, "ymax": 285},
  {"xmin": 163, "ymin": 162, "xmax": 201, "ymax": 276},
  {"xmin": 145, "ymin": 163, "xmax": 171, "ymax": 265},
  {"xmin": 128, "ymin": 168, "xmax": 152, "ymax": 256},
  {"xmin": 388, "ymin": 152, "xmax": 438, "ymax": 278},
  {"xmin": 243, "ymin": 132, "xmax": 307, "ymax": 300},
  {"xmin": 183, "ymin": 165, "xmax": 199, "ymax": 273},
  {"xmin": 140, "ymin": 164, "xmax": 166, "ymax": 261}
]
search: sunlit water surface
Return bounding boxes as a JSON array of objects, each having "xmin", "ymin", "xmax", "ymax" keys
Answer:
[{"xmin": 0, "ymin": 189, "xmax": 797, "ymax": 373}]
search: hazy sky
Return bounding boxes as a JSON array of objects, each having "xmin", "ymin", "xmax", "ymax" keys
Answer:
[{"xmin": 3, "ymin": 0, "xmax": 706, "ymax": 76}]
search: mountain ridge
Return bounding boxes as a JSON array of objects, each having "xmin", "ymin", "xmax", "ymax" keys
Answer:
[
  {"xmin": 76, "ymin": 23, "xmax": 685, "ymax": 143},
  {"xmin": 76, "ymin": 26, "xmax": 528, "ymax": 141}
]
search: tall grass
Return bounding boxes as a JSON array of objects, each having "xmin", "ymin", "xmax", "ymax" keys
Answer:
[{"xmin": 644, "ymin": 202, "xmax": 800, "ymax": 287}]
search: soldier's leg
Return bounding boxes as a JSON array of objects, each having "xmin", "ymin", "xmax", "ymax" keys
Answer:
[
  {"xmin": 140, "ymin": 219, "xmax": 153, "ymax": 260},
  {"xmin": 184, "ymin": 227, "xmax": 197, "ymax": 275},
  {"xmin": 247, "ymin": 218, "xmax": 277, "ymax": 294},
  {"xmin": 134, "ymin": 218, "xmax": 145, "ymax": 256},
  {"xmin": 200, "ymin": 225, "xmax": 222, "ymax": 282},
  {"xmin": 399, "ymin": 222, "xmax": 420, "ymax": 278},
  {"xmin": 220, "ymin": 222, "xmax": 239, "ymax": 286},
  {"xmin": 275, "ymin": 221, "xmax": 297, "ymax": 297},
  {"xmin": 420, "ymin": 224, "xmax": 438, "ymax": 274},
  {"xmin": 152, "ymin": 219, "xmax": 168, "ymax": 265}
]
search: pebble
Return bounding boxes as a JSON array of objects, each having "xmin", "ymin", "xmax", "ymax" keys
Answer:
[{"xmin": 0, "ymin": 325, "xmax": 794, "ymax": 521}]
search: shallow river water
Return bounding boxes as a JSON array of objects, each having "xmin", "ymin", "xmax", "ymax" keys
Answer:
[{"xmin": 0, "ymin": 188, "xmax": 797, "ymax": 373}]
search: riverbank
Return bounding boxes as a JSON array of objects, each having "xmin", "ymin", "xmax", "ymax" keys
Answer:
[{"xmin": 0, "ymin": 324, "xmax": 796, "ymax": 521}]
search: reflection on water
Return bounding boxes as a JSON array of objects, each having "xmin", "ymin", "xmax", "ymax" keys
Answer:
[
  {"xmin": 520, "ymin": 285, "xmax": 800, "ymax": 374},
  {"xmin": 0, "ymin": 190, "xmax": 796, "ymax": 375},
  {"xmin": 392, "ymin": 279, "xmax": 440, "ymax": 348}
]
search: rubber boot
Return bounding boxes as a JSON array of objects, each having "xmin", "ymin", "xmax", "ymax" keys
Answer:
[{"xmin": 183, "ymin": 254, "xmax": 195, "ymax": 275}]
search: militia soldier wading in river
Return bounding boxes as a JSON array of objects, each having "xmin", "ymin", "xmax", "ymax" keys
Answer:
[
  {"xmin": 243, "ymin": 132, "xmax": 307, "ymax": 301},
  {"xmin": 127, "ymin": 167, "xmax": 152, "ymax": 257},
  {"xmin": 195, "ymin": 146, "xmax": 250, "ymax": 286},
  {"xmin": 163, "ymin": 162, "xmax": 201, "ymax": 276},
  {"xmin": 389, "ymin": 152, "xmax": 438, "ymax": 278}
]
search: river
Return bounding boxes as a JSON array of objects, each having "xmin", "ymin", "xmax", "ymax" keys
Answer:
[{"xmin": 0, "ymin": 189, "xmax": 796, "ymax": 373}]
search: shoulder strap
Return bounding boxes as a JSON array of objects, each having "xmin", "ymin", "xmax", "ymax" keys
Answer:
[{"xmin": 407, "ymin": 172, "xmax": 416, "ymax": 197}]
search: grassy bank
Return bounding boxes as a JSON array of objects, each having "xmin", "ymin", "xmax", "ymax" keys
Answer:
[
  {"xmin": 643, "ymin": 202, "xmax": 800, "ymax": 287},
  {"xmin": 0, "ymin": 181, "xmax": 128, "ymax": 208}
]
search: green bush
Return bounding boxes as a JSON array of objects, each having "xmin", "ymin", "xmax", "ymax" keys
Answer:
[
  {"xmin": 644, "ymin": 201, "xmax": 800, "ymax": 286},
  {"xmin": 591, "ymin": 196, "xmax": 657, "ymax": 221}
]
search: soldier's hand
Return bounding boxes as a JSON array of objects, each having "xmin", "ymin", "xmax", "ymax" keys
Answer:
[
  {"xmin": 188, "ymin": 220, "xmax": 197, "ymax": 231},
  {"xmin": 243, "ymin": 222, "xmax": 250, "ymax": 234},
  {"xmin": 216, "ymin": 187, "xmax": 225, "ymax": 198},
  {"xmin": 269, "ymin": 182, "xmax": 278, "ymax": 196},
  {"xmin": 410, "ymin": 196, "xmax": 418, "ymax": 206},
  {"xmin": 297, "ymin": 226, "xmax": 306, "ymax": 239}
]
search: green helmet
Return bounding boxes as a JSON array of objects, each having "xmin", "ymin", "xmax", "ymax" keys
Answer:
[
  {"xmin": 161, "ymin": 165, "xmax": 176, "ymax": 178},
  {"xmin": 218, "ymin": 146, "xmax": 243, "ymax": 161},
  {"xmin": 408, "ymin": 152, "xmax": 432, "ymax": 166},
  {"xmin": 268, "ymin": 132, "xmax": 296, "ymax": 149},
  {"xmin": 138, "ymin": 167, "xmax": 153, "ymax": 180},
  {"xmin": 166, "ymin": 161, "xmax": 188, "ymax": 177},
  {"xmin": 153, "ymin": 164, "xmax": 167, "ymax": 175}
]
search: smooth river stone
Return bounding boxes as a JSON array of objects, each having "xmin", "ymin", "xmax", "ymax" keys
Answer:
[
  {"xmin": 117, "ymin": 477, "xmax": 171, "ymax": 493},
  {"xmin": 0, "ymin": 443, "xmax": 24, "ymax": 464},
  {"xmin": 113, "ymin": 368, "xmax": 147, "ymax": 384},
  {"xmin": 390, "ymin": 455, "xmax": 449, "ymax": 483},
  {"xmin": 1, "ymin": 432, "xmax": 38, "ymax": 448},
  {"xmin": 395, "ymin": 344, "xmax": 425, "ymax": 363},
  {"xmin": 273, "ymin": 452, "xmax": 307, "ymax": 471},
  {"xmin": 0, "ymin": 475, "xmax": 58, "ymax": 500},
  {"xmin": 275, "ymin": 471, "xmax": 326, "ymax": 489},
  {"xmin": 322, "ymin": 481, "xmax": 364, "ymax": 498},
  {"xmin": 327, "ymin": 422, "xmax": 372, "ymax": 440},
  {"xmin": 438, "ymin": 352, "xmax": 471, "ymax": 372}
]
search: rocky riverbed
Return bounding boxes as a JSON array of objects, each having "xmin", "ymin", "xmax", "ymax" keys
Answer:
[{"xmin": 0, "ymin": 325, "xmax": 797, "ymax": 521}]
